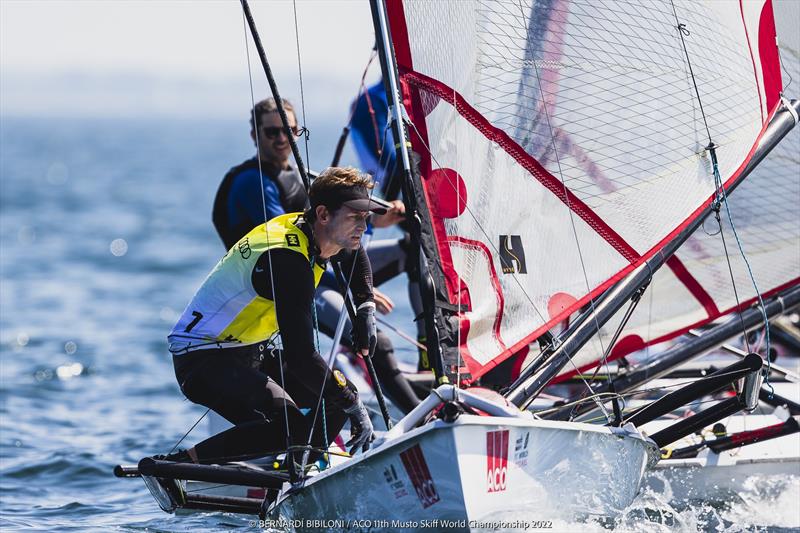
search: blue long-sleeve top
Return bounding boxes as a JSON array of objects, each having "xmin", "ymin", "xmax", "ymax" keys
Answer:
[{"xmin": 213, "ymin": 157, "xmax": 308, "ymax": 250}]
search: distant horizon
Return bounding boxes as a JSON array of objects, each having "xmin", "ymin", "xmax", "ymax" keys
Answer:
[
  {"xmin": 0, "ymin": 97, "xmax": 362, "ymax": 175},
  {"xmin": 1, "ymin": 0, "xmax": 380, "ymax": 119},
  {"xmin": 1, "ymin": 67, "xmax": 376, "ymax": 120}
]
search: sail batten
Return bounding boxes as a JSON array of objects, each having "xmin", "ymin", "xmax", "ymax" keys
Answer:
[{"xmin": 386, "ymin": 0, "xmax": 785, "ymax": 382}]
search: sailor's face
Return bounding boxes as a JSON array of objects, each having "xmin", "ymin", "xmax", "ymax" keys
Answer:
[
  {"xmin": 255, "ymin": 111, "xmax": 296, "ymax": 166},
  {"xmin": 329, "ymin": 206, "xmax": 369, "ymax": 250}
]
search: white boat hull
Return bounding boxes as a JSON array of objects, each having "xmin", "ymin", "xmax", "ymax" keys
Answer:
[{"xmin": 271, "ymin": 414, "xmax": 657, "ymax": 528}]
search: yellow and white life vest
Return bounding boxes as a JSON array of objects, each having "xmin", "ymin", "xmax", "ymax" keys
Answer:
[{"xmin": 168, "ymin": 213, "xmax": 325, "ymax": 354}]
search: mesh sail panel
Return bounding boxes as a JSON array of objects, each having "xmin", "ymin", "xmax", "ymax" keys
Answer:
[
  {"xmin": 552, "ymin": 0, "xmax": 799, "ymax": 377},
  {"xmin": 387, "ymin": 0, "xmax": 782, "ymax": 380}
]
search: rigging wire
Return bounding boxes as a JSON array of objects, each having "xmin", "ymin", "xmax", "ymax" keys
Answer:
[
  {"xmin": 376, "ymin": 315, "xmax": 427, "ymax": 351},
  {"xmin": 402, "ymin": 114, "xmax": 609, "ymax": 402},
  {"xmin": 288, "ymin": 0, "xmax": 337, "ymax": 468},
  {"xmin": 566, "ymin": 282, "xmax": 649, "ymax": 421},
  {"xmin": 669, "ymin": 6, "xmax": 713, "ymax": 144},
  {"xmin": 363, "ymin": 79, "xmax": 384, "ymax": 163},
  {"xmin": 240, "ymin": 5, "xmax": 294, "ymax": 464},
  {"xmin": 301, "ymin": 120, "xmax": 397, "ymax": 464},
  {"xmin": 669, "ymin": 0, "xmax": 773, "ymax": 394},
  {"xmin": 185, "ymin": 484, "xmax": 232, "ymax": 494},
  {"xmin": 301, "ymin": 127, "xmax": 394, "ymax": 467},
  {"xmin": 404, "ymin": 119, "xmax": 550, "ymax": 328},
  {"xmin": 305, "ymin": 253, "xmax": 330, "ymax": 469},
  {"xmin": 450, "ymin": 0, "xmax": 463, "ymax": 393},
  {"xmin": 512, "ymin": 0, "xmax": 615, "ymax": 417},
  {"xmin": 300, "ymin": 32, "xmax": 398, "ymax": 446},
  {"xmin": 302, "ymin": 130, "xmax": 398, "ymax": 456},
  {"xmin": 361, "ymin": 54, "xmax": 383, "ymax": 164},
  {"xmin": 291, "ymin": 0, "xmax": 312, "ymax": 172},
  {"xmin": 171, "ymin": 443, "xmax": 353, "ymax": 470},
  {"xmin": 239, "ymin": 0, "xmax": 309, "ymax": 188},
  {"xmin": 712, "ymin": 168, "xmax": 774, "ymax": 395},
  {"xmin": 713, "ymin": 202, "xmax": 752, "ymax": 355},
  {"xmin": 331, "ymin": 50, "xmax": 379, "ymax": 167},
  {"xmin": 299, "ymin": 78, "xmax": 398, "ymax": 452},
  {"xmin": 167, "ymin": 407, "xmax": 211, "ymax": 456},
  {"xmin": 776, "ymin": 28, "xmax": 794, "ymax": 95},
  {"xmin": 644, "ymin": 264, "xmax": 655, "ymax": 362},
  {"xmin": 302, "ymin": 259, "xmax": 357, "ymax": 464}
]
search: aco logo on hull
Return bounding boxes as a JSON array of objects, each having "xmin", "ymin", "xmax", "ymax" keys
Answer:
[
  {"xmin": 486, "ymin": 429, "xmax": 509, "ymax": 492},
  {"xmin": 399, "ymin": 444, "xmax": 440, "ymax": 508}
]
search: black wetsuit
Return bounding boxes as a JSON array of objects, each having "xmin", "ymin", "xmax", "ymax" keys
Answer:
[
  {"xmin": 173, "ymin": 221, "xmax": 373, "ymax": 464},
  {"xmin": 212, "ymin": 158, "xmax": 421, "ymax": 414}
]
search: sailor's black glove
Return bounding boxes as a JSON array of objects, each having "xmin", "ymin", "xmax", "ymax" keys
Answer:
[
  {"xmin": 352, "ymin": 301, "xmax": 377, "ymax": 357},
  {"xmin": 344, "ymin": 398, "xmax": 374, "ymax": 454}
]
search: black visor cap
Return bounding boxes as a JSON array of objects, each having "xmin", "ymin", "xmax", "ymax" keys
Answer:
[{"xmin": 314, "ymin": 186, "xmax": 389, "ymax": 214}]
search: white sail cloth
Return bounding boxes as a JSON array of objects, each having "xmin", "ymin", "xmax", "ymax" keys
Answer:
[
  {"xmin": 386, "ymin": 0, "xmax": 784, "ymax": 381},
  {"xmin": 567, "ymin": 0, "xmax": 799, "ymax": 376}
]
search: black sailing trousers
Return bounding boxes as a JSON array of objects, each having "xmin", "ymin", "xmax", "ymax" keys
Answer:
[{"xmin": 172, "ymin": 344, "xmax": 347, "ymax": 464}]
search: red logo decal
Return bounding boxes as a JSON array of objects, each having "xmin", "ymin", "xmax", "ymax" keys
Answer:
[
  {"xmin": 400, "ymin": 444, "xmax": 440, "ymax": 508},
  {"xmin": 486, "ymin": 430, "xmax": 509, "ymax": 492}
]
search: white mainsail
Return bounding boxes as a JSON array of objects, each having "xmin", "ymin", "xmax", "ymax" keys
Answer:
[{"xmin": 386, "ymin": 0, "xmax": 784, "ymax": 382}]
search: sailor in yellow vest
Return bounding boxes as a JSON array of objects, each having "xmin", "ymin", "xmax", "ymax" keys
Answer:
[{"xmin": 164, "ymin": 167, "xmax": 385, "ymax": 464}]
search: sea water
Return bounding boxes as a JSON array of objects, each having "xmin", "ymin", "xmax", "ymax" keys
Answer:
[{"xmin": 1, "ymin": 116, "xmax": 798, "ymax": 531}]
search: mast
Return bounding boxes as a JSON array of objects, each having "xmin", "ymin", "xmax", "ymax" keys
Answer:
[
  {"xmin": 239, "ymin": 0, "xmax": 310, "ymax": 190},
  {"xmin": 506, "ymin": 99, "xmax": 800, "ymax": 407},
  {"xmin": 369, "ymin": 0, "xmax": 449, "ymax": 385}
]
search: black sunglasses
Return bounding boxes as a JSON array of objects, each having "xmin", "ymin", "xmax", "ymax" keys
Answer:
[{"xmin": 261, "ymin": 125, "xmax": 299, "ymax": 139}]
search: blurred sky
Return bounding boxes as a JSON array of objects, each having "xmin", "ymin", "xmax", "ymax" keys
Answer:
[{"xmin": 0, "ymin": 0, "xmax": 381, "ymax": 119}]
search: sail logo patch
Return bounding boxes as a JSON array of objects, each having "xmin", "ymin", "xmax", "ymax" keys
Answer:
[
  {"xmin": 499, "ymin": 235, "xmax": 527, "ymax": 274},
  {"xmin": 399, "ymin": 444, "xmax": 440, "ymax": 508},
  {"xmin": 486, "ymin": 429, "xmax": 509, "ymax": 492},
  {"xmin": 285, "ymin": 234, "xmax": 300, "ymax": 247}
]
